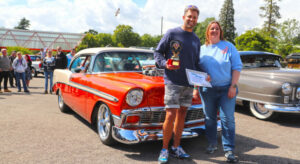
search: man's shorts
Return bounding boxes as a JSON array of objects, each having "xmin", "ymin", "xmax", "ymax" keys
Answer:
[{"xmin": 164, "ymin": 84, "xmax": 193, "ymax": 109}]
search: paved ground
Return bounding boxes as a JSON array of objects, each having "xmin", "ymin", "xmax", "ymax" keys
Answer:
[{"xmin": 0, "ymin": 77, "xmax": 300, "ymax": 164}]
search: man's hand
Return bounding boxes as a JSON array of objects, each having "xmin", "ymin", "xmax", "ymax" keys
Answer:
[
  {"xmin": 193, "ymin": 87, "xmax": 200, "ymax": 99},
  {"xmin": 206, "ymin": 75, "xmax": 211, "ymax": 82}
]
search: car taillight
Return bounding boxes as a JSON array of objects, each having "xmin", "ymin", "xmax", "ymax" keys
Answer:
[
  {"xmin": 126, "ymin": 115, "xmax": 140, "ymax": 124},
  {"xmin": 39, "ymin": 63, "xmax": 42, "ymax": 68}
]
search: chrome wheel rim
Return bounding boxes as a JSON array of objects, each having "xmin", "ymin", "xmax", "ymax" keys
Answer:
[
  {"xmin": 58, "ymin": 91, "xmax": 64, "ymax": 109},
  {"xmin": 254, "ymin": 103, "xmax": 269, "ymax": 114},
  {"xmin": 97, "ymin": 104, "xmax": 111, "ymax": 140}
]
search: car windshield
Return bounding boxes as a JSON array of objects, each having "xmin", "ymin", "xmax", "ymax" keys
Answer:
[
  {"xmin": 241, "ymin": 55, "xmax": 282, "ymax": 68},
  {"xmin": 92, "ymin": 51, "xmax": 154, "ymax": 72}
]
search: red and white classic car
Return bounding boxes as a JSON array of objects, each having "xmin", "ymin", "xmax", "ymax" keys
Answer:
[{"xmin": 52, "ymin": 47, "xmax": 214, "ymax": 145}]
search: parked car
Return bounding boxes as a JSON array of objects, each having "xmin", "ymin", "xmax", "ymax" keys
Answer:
[
  {"xmin": 30, "ymin": 55, "xmax": 44, "ymax": 77},
  {"xmin": 286, "ymin": 53, "xmax": 300, "ymax": 69},
  {"xmin": 52, "ymin": 47, "xmax": 218, "ymax": 145},
  {"xmin": 237, "ymin": 51, "xmax": 300, "ymax": 120}
]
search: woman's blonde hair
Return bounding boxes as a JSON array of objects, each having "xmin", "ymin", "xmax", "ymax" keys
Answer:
[{"xmin": 205, "ymin": 20, "xmax": 224, "ymax": 45}]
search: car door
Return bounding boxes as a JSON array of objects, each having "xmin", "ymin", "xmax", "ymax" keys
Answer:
[{"xmin": 67, "ymin": 55, "xmax": 91, "ymax": 118}]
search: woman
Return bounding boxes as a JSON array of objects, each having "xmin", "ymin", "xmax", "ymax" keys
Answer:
[
  {"xmin": 12, "ymin": 52, "xmax": 30, "ymax": 93},
  {"xmin": 194, "ymin": 21, "xmax": 242, "ymax": 163},
  {"xmin": 24, "ymin": 54, "xmax": 32, "ymax": 87},
  {"xmin": 43, "ymin": 50, "xmax": 55, "ymax": 94}
]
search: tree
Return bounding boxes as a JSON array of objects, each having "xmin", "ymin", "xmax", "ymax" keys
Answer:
[
  {"xmin": 96, "ymin": 33, "xmax": 113, "ymax": 47},
  {"xmin": 277, "ymin": 19, "xmax": 300, "ymax": 44},
  {"xmin": 260, "ymin": 0, "xmax": 281, "ymax": 37},
  {"xmin": 84, "ymin": 29, "xmax": 98, "ymax": 35},
  {"xmin": 235, "ymin": 29, "xmax": 272, "ymax": 52},
  {"xmin": 112, "ymin": 25, "xmax": 141, "ymax": 47},
  {"xmin": 14, "ymin": 17, "xmax": 30, "ymax": 30},
  {"xmin": 140, "ymin": 34, "xmax": 162, "ymax": 48},
  {"xmin": 194, "ymin": 17, "xmax": 216, "ymax": 44},
  {"xmin": 219, "ymin": 0, "xmax": 236, "ymax": 44}
]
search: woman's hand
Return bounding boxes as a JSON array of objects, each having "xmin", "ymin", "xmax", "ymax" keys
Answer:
[{"xmin": 227, "ymin": 86, "xmax": 237, "ymax": 99}]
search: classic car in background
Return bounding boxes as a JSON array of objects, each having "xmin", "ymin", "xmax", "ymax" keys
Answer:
[
  {"xmin": 237, "ymin": 51, "xmax": 300, "ymax": 120},
  {"xmin": 52, "ymin": 47, "xmax": 212, "ymax": 145},
  {"xmin": 30, "ymin": 55, "xmax": 44, "ymax": 77},
  {"xmin": 286, "ymin": 53, "xmax": 300, "ymax": 69}
]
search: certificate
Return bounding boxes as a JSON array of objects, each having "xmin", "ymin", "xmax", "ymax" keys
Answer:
[{"xmin": 186, "ymin": 69, "xmax": 212, "ymax": 87}]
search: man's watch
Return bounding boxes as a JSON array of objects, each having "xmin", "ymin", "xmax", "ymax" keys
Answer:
[{"xmin": 231, "ymin": 84, "xmax": 237, "ymax": 88}]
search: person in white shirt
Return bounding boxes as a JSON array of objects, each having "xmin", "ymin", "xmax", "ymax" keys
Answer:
[{"xmin": 12, "ymin": 52, "xmax": 30, "ymax": 93}]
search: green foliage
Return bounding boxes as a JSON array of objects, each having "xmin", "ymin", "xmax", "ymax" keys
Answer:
[
  {"xmin": 235, "ymin": 30, "xmax": 272, "ymax": 52},
  {"xmin": 112, "ymin": 25, "xmax": 141, "ymax": 47},
  {"xmin": 84, "ymin": 29, "xmax": 98, "ymax": 35},
  {"xmin": 96, "ymin": 33, "xmax": 114, "ymax": 47},
  {"xmin": 194, "ymin": 17, "xmax": 216, "ymax": 44},
  {"xmin": 219, "ymin": 0, "xmax": 236, "ymax": 44},
  {"xmin": 6, "ymin": 46, "xmax": 32, "ymax": 55},
  {"xmin": 140, "ymin": 34, "xmax": 162, "ymax": 48},
  {"xmin": 260, "ymin": 0, "xmax": 281, "ymax": 37},
  {"xmin": 14, "ymin": 17, "xmax": 30, "ymax": 30},
  {"xmin": 274, "ymin": 44, "xmax": 293, "ymax": 58},
  {"xmin": 277, "ymin": 19, "xmax": 300, "ymax": 44}
]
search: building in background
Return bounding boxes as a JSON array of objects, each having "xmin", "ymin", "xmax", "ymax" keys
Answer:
[{"xmin": 0, "ymin": 28, "xmax": 85, "ymax": 52}]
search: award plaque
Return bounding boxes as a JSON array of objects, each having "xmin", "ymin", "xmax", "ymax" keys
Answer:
[{"xmin": 167, "ymin": 40, "xmax": 182, "ymax": 69}]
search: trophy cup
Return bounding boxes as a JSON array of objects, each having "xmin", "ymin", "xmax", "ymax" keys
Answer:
[{"xmin": 167, "ymin": 40, "xmax": 182, "ymax": 69}]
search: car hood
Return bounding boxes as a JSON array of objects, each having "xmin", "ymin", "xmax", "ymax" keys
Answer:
[{"xmin": 241, "ymin": 68, "xmax": 300, "ymax": 83}]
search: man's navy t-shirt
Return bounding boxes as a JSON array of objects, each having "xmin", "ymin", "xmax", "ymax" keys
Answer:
[{"xmin": 154, "ymin": 27, "xmax": 201, "ymax": 87}]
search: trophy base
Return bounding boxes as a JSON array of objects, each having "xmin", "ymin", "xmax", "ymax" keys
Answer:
[{"xmin": 167, "ymin": 59, "xmax": 180, "ymax": 69}]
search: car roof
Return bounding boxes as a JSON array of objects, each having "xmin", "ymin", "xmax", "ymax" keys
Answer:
[
  {"xmin": 75, "ymin": 47, "xmax": 154, "ymax": 57},
  {"xmin": 238, "ymin": 51, "xmax": 281, "ymax": 57},
  {"xmin": 286, "ymin": 53, "xmax": 300, "ymax": 59}
]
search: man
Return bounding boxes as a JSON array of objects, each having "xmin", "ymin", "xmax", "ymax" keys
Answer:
[
  {"xmin": 12, "ymin": 52, "xmax": 29, "ymax": 93},
  {"xmin": 9, "ymin": 51, "xmax": 17, "ymax": 87},
  {"xmin": 154, "ymin": 5, "xmax": 201, "ymax": 163},
  {"xmin": 55, "ymin": 46, "xmax": 67, "ymax": 69},
  {"xmin": 0, "ymin": 49, "xmax": 12, "ymax": 93},
  {"xmin": 66, "ymin": 48, "xmax": 76, "ymax": 67}
]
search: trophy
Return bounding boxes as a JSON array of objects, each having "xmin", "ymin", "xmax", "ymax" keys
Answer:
[{"xmin": 167, "ymin": 40, "xmax": 182, "ymax": 69}]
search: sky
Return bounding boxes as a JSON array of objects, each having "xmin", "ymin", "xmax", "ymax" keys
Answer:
[{"xmin": 0, "ymin": 0, "xmax": 299, "ymax": 36}]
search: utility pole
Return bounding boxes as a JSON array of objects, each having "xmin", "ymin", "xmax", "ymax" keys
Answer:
[{"xmin": 161, "ymin": 16, "xmax": 163, "ymax": 35}]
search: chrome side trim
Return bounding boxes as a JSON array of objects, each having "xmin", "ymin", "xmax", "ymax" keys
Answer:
[
  {"xmin": 68, "ymin": 81, "xmax": 119, "ymax": 102},
  {"xmin": 264, "ymin": 104, "xmax": 300, "ymax": 113},
  {"xmin": 237, "ymin": 96, "xmax": 299, "ymax": 107}
]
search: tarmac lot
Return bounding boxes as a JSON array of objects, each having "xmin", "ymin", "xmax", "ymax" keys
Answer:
[{"xmin": 1, "ymin": 77, "xmax": 300, "ymax": 164}]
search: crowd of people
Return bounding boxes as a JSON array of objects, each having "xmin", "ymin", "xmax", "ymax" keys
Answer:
[{"xmin": 0, "ymin": 46, "xmax": 76, "ymax": 94}]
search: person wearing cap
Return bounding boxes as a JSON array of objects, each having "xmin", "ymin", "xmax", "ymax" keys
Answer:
[{"xmin": 154, "ymin": 5, "xmax": 201, "ymax": 163}]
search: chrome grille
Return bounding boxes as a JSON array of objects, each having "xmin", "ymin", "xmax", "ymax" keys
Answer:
[{"xmin": 140, "ymin": 109, "xmax": 204, "ymax": 123}]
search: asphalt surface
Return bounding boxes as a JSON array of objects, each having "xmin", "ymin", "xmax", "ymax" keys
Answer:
[{"xmin": 1, "ymin": 77, "xmax": 300, "ymax": 164}]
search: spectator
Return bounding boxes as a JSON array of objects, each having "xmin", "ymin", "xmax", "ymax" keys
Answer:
[
  {"xmin": 12, "ymin": 52, "xmax": 29, "ymax": 93},
  {"xmin": 24, "ymin": 54, "xmax": 32, "ymax": 87},
  {"xmin": 67, "ymin": 48, "xmax": 76, "ymax": 67},
  {"xmin": 9, "ymin": 51, "xmax": 17, "ymax": 88},
  {"xmin": 43, "ymin": 50, "xmax": 55, "ymax": 94},
  {"xmin": 55, "ymin": 46, "xmax": 67, "ymax": 69},
  {"xmin": 0, "ymin": 49, "xmax": 12, "ymax": 93},
  {"xmin": 40, "ymin": 48, "xmax": 47, "ymax": 59}
]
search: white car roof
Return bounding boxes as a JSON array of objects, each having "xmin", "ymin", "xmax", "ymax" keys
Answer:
[{"xmin": 75, "ymin": 47, "xmax": 154, "ymax": 57}]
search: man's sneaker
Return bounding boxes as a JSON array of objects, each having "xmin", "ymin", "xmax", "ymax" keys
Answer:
[
  {"xmin": 4, "ymin": 89, "xmax": 11, "ymax": 92},
  {"xmin": 158, "ymin": 149, "xmax": 169, "ymax": 164},
  {"xmin": 171, "ymin": 146, "xmax": 190, "ymax": 159},
  {"xmin": 206, "ymin": 144, "xmax": 218, "ymax": 154},
  {"xmin": 225, "ymin": 151, "xmax": 239, "ymax": 163}
]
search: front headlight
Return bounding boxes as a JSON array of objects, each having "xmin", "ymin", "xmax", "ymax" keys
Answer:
[
  {"xmin": 296, "ymin": 87, "xmax": 300, "ymax": 99},
  {"xmin": 126, "ymin": 89, "xmax": 144, "ymax": 107},
  {"xmin": 282, "ymin": 83, "xmax": 292, "ymax": 95}
]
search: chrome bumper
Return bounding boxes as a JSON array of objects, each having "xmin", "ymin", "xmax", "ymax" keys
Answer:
[
  {"xmin": 111, "ymin": 121, "xmax": 222, "ymax": 144},
  {"xmin": 112, "ymin": 125, "xmax": 204, "ymax": 144},
  {"xmin": 265, "ymin": 104, "xmax": 300, "ymax": 113}
]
